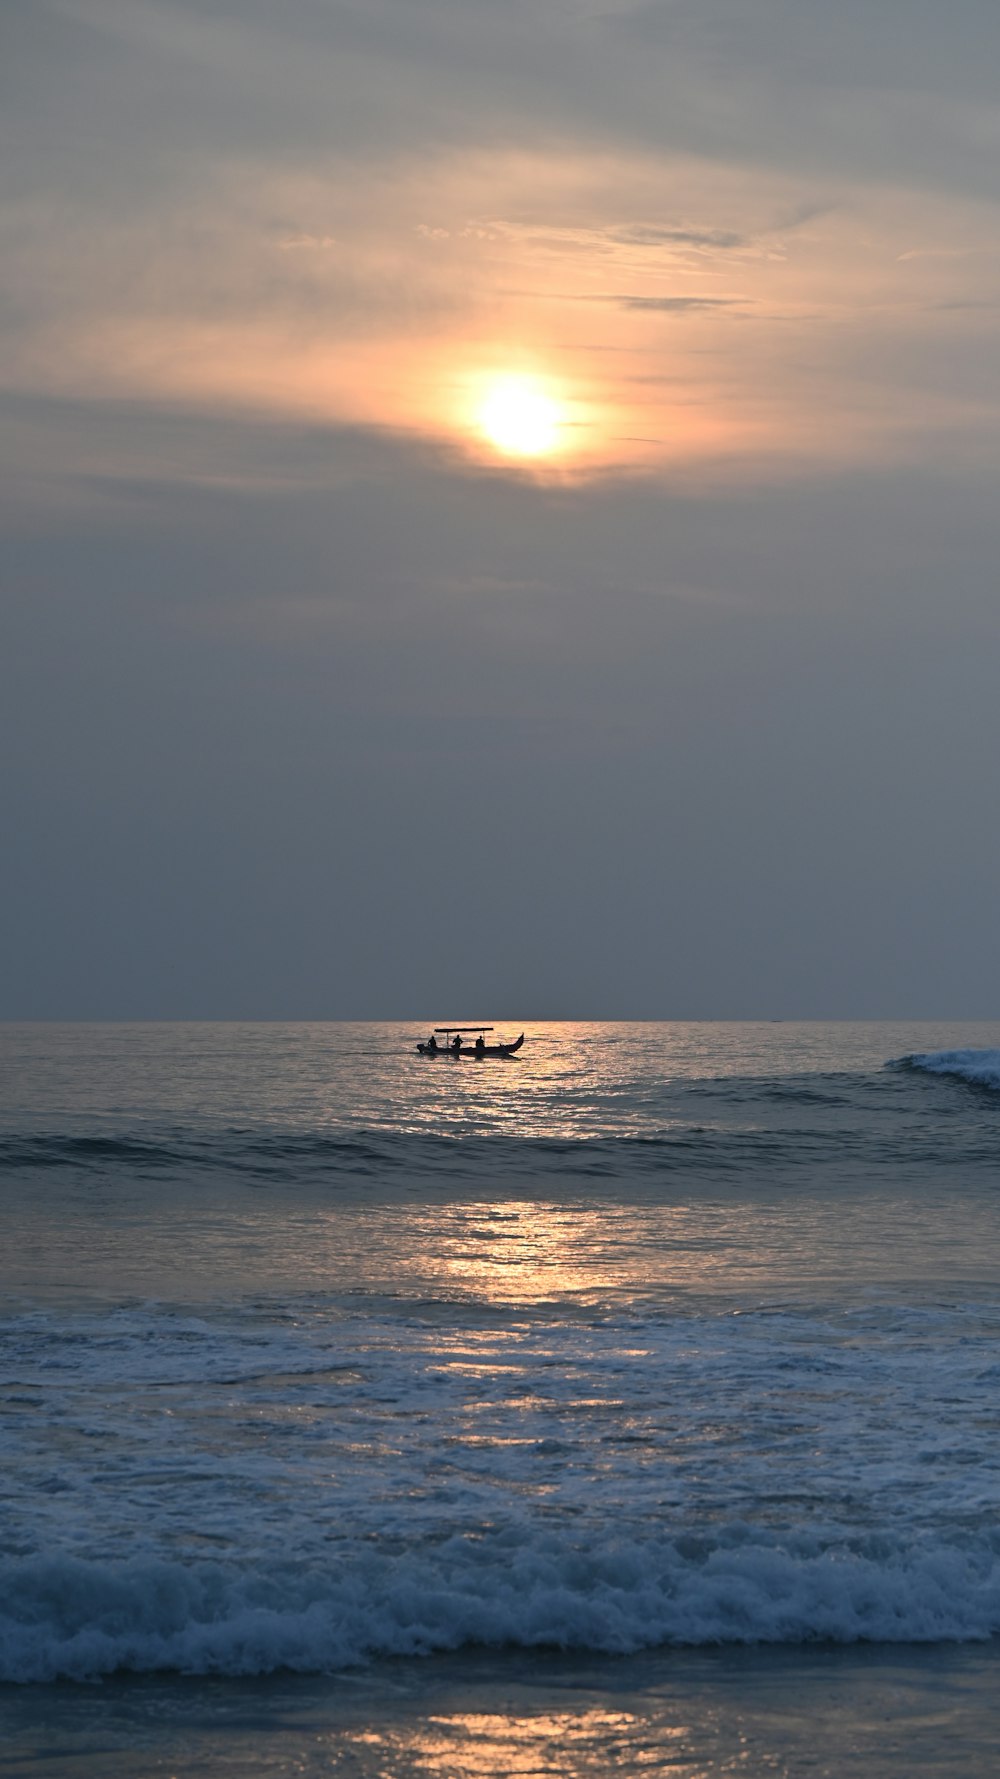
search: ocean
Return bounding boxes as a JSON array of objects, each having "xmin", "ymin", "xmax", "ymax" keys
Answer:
[{"xmin": 2, "ymin": 1019, "xmax": 1000, "ymax": 1776}]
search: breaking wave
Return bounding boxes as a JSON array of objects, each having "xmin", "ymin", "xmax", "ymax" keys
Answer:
[
  {"xmin": 3, "ymin": 1534, "xmax": 999, "ymax": 1683},
  {"xmin": 894, "ymin": 1050, "xmax": 1000, "ymax": 1093}
]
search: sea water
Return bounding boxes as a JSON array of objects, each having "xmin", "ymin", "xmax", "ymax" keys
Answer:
[{"xmin": 2, "ymin": 1020, "xmax": 1000, "ymax": 1776}]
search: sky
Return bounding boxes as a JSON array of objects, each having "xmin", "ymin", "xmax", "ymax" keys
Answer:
[{"xmin": 3, "ymin": 0, "xmax": 1000, "ymax": 1018}]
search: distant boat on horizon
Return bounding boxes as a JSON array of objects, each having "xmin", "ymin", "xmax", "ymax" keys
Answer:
[{"xmin": 416, "ymin": 1026, "xmax": 525, "ymax": 1059}]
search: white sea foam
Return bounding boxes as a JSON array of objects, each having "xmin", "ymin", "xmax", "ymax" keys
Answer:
[
  {"xmin": 899, "ymin": 1049, "xmax": 1000, "ymax": 1091},
  {"xmin": 3, "ymin": 1299, "xmax": 1000, "ymax": 1679},
  {"xmin": 3, "ymin": 1535, "xmax": 1000, "ymax": 1683}
]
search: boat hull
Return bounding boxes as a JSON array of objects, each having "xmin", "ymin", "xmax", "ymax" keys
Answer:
[{"xmin": 417, "ymin": 1033, "xmax": 524, "ymax": 1059}]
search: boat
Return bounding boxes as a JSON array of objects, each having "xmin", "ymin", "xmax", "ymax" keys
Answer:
[{"xmin": 416, "ymin": 1026, "xmax": 525, "ymax": 1059}]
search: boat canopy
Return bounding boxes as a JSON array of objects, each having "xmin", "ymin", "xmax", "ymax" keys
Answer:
[{"xmin": 433, "ymin": 1026, "xmax": 493, "ymax": 1033}]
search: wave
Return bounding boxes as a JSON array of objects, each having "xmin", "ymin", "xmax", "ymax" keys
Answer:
[
  {"xmin": 0, "ymin": 1131, "xmax": 402, "ymax": 1178},
  {"xmin": 894, "ymin": 1050, "xmax": 1000, "ymax": 1093},
  {"xmin": 0, "ymin": 1121, "xmax": 858, "ymax": 1186},
  {"xmin": 2, "ymin": 1533, "xmax": 999, "ymax": 1683}
]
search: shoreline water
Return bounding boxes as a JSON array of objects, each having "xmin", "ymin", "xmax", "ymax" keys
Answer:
[{"xmin": 3, "ymin": 1644, "xmax": 1000, "ymax": 1778}]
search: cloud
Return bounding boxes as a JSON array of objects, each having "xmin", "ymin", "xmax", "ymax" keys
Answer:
[
  {"xmin": 610, "ymin": 225, "xmax": 744, "ymax": 250},
  {"xmin": 12, "ymin": 0, "xmax": 1000, "ymax": 210},
  {"xmin": 610, "ymin": 295, "xmax": 743, "ymax": 313},
  {"xmin": 279, "ymin": 233, "xmax": 339, "ymax": 250}
]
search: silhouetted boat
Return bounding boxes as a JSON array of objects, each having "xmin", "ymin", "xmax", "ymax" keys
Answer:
[{"xmin": 416, "ymin": 1026, "xmax": 524, "ymax": 1059}]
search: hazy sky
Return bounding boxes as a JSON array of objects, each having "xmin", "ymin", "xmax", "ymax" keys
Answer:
[{"xmin": 4, "ymin": 0, "xmax": 1000, "ymax": 1017}]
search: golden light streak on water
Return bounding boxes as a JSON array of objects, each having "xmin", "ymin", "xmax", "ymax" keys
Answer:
[{"xmin": 342, "ymin": 1707, "xmax": 694, "ymax": 1775}]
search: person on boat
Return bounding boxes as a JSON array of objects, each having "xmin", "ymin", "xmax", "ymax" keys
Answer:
[
  {"xmin": 451, "ymin": 1033, "xmax": 462, "ymax": 1053},
  {"xmin": 425, "ymin": 1033, "xmax": 438, "ymax": 1052},
  {"xmin": 474, "ymin": 1033, "xmax": 486, "ymax": 1056}
]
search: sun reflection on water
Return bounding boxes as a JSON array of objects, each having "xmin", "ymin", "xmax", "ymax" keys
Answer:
[
  {"xmin": 408, "ymin": 1200, "xmax": 619, "ymax": 1304},
  {"xmin": 343, "ymin": 1707, "xmax": 693, "ymax": 1775},
  {"xmin": 296, "ymin": 1192, "xmax": 764, "ymax": 1310}
]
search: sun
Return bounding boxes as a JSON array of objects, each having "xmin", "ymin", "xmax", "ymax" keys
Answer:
[{"xmin": 478, "ymin": 374, "xmax": 563, "ymax": 458}]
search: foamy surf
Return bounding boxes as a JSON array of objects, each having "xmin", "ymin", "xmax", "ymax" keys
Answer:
[
  {"xmin": 894, "ymin": 1049, "xmax": 1000, "ymax": 1091},
  {"xmin": 3, "ymin": 1534, "xmax": 1000, "ymax": 1683},
  {"xmin": 4, "ymin": 1292, "xmax": 1000, "ymax": 1682}
]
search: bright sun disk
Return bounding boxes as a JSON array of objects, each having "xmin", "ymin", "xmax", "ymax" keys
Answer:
[{"xmin": 478, "ymin": 375, "xmax": 562, "ymax": 458}]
